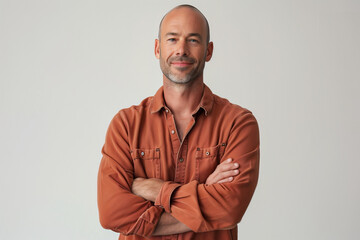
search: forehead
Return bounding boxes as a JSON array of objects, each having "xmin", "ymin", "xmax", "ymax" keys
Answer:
[{"xmin": 160, "ymin": 7, "xmax": 207, "ymax": 37}]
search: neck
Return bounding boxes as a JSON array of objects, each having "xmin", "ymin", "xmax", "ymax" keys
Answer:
[{"xmin": 163, "ymin": 77, "xmax": 204, "ymax": 117}]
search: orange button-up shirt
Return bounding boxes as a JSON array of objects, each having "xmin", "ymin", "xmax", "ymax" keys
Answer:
[{"xmin": 98, "ymin": 84, "xmax": 260, "ymax": 240}]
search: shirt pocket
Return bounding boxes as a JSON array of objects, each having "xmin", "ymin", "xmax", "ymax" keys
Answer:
[
  {"xmin": 131, "ymin": 148, "xmax": 161, "ymax": 179},
  {"xmin": 195, "ymin": 143, "xmax": 226, "ymax": 183}
]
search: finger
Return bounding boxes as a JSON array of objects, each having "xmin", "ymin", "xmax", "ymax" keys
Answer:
[
  {"xmin": 217, "ymin": 161, "xmax": 239, "ymax": 172},
  {"xmin": 210, "ymin": 169, "xmax": 239, "ymax": 184},
  {"xmin": 205, "ymin": 159, "xmax": 239, "ymax": 185},
  {"xmin": 205, "ymin": 168, "xmax": 239, "ymax": 185},
  {"xmin": 217, "ymin": 177, "xmax": 234, "ymax": 184},
  {"xmin": 220, "ymin": 169, "xmax": 239, "ymax": 179}
]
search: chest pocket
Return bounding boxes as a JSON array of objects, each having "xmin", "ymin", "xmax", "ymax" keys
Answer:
[
  {"xmin": 131, "ymin": 148, "xmax": 161, "ymax": 178},
  {"xmin": 195, "ymin": 143, "xmax": 226, "ymax": 183}
]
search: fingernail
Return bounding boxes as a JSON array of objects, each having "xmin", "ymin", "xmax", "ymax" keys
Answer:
[
  {"xmin": 227, "ymin": 158, "xmax": 232, "ymax": 162},
  {"xmin": 229, "ymin": 177, "xmax": 233, "ymax": 181},
  {"xmin": 234, "ymin": 163, "xmax": 239, "ymax": 167},
  {"xmin": 234, "ymin": 170, "xmax": 239, "ymax": 174}
]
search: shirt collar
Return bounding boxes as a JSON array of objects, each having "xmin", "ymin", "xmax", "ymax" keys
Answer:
[{"xmin": 150, "ymin": 84, "xmax": 214, "ymax": 116}]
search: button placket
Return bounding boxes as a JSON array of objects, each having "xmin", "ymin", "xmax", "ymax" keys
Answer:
[
  {"xmin": 164, "ymin": 109, "xmax": 180, "ymax": 177},
  {"xmin": 165, "ymin": 112, "xmax": 195, "ymax": 184},
  {"xmin": 174, "ymin": 139, "xmax": 188, "ymax": 183}
]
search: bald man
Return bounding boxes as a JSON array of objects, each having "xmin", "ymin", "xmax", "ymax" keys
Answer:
[{"xmin": 98, "ymin": 4, "xmax": 260, "ymax": 240}]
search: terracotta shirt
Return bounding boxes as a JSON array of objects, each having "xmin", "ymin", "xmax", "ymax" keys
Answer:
[{"xmin": 98, "ymin": 84, "xmax": 260, "ymax": 240}]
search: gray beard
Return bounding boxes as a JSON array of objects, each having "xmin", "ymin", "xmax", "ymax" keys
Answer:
[
  {"xmin": 159, "ymin": 52, "xmax": 204, "ymax": 84},
  {"xmin": 165, "ymin": 72, "xmax": 193, "ymax": 84},
  {"xmin": 161, "ymin": 63, "xmax": 203, "ymax": 84}
]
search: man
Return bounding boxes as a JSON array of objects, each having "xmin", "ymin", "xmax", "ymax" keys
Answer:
[{"xmin": 98, "ymin": 4, "xmax": 259, "ymax": 240}]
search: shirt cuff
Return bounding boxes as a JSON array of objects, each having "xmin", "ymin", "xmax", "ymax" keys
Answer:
[
  {"xmin": 127, "ymin": 205, "xmax": 164, "ymax": 238},
  {"xmin": 154, "ymin": 181, "xmax": 181, "ymax": 213}
]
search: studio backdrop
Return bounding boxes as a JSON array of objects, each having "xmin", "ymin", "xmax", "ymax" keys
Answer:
[{"xmin": 0, "ymin": 0, "xmax": 359, "ymax": 239}]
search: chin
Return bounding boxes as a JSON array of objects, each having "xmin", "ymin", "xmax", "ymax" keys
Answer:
[{"xmin": 168, "ymin": 74, "xmax": 193, "ymax": 84}]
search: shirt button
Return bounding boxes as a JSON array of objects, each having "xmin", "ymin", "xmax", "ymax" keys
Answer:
[
  {"xmin": 165, "ymin": 109, "xmax": 169, "ymax": 113},
  {"xmin": 171, "ymin": 130, "xmax": 175, "ymax": 134},
  {"xmin": 141, "ymin": 152, "xmax": 145, "ymax": 156},
  {"xmin": 179, "ymin": 158, "xmax": 184, "ymax": 162},
  {"xmin": 206, "ymin": 151, "xmax": 210, "ymax": 156}
]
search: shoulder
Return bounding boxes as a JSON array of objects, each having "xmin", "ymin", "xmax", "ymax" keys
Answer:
[
  {"xmin": 212, "ymin": 94, "xmax": 256, "ymax": 121},
  {"xmin": 110, "ymin": 96, "xmax": 153, "ymax": 127},
  {"xmin": 211, "ymin": 94, "xmax": 259, "ymax": 144},
  {"xmin": 211, "ymin": 93, "xmax": 259, "ymax": 138},
  {"xmin": 119, "ymin": 96, "xmax": 153, "ymax": 116}
]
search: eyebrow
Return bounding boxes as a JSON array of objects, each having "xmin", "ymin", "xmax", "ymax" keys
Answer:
[{"xmin": 165, "ymin": 32, "xmax": 203, "ymax": 40}]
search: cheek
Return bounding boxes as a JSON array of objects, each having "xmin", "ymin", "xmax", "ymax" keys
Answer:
[
  {"xmin": 160, "ymin": 48, "xmax": 171, "ymax": 62},
  {"xmin": 193, "ymin": 48, "xmax": 206, "ymax": 59},
  {"xmin": 160, "ymin": 54, "xmax": 169, "ymax": 65}
]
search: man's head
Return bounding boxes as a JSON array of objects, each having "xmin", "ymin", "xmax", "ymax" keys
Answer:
[
  {"xmin": 155, "ymin": 5, "xmax": 213, "ymax": 85},
  {"xmin": 158, "ymin": 5, "xmax": 210, "ymax": 44}
]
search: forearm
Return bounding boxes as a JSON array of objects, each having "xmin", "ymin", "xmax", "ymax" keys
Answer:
[
  {"xmin": 132, "ymin": 178, "xmax": 164, "ymax": 202},
  {"xmin": 98, "ymin": 155, "xmax": 163, "ymax": 237},
  {"xmin": 131, "ymin": 165, "xmax": 242, "ymax": 235},
  {"xmin": 152, "ymin": 212, "xmax": 191, "ymax": 236},
  {"xmin": 132, "ymin": 178, "xmax": 241, "ymax": 234},
  {"xmin": 132, "ymin": 178, "xmax": 191, "ymax": 235}
]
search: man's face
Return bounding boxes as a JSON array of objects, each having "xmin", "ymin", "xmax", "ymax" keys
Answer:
[{"xmin": 155, "ymin": 7, "xmax": 213, "ymax": 84}]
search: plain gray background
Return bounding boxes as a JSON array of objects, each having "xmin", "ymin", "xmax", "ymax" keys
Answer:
[{"xmin": 1, "ymin": 0, "xmax": 359, "ymax": 239}]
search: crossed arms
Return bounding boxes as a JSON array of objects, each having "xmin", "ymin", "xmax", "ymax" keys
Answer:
[
  {"xmin": 97, "ymin": 111, "xmax": 259, "ymax": 238},
  {"xmin": 132, "ymin": 158, "xmax": 241, "ymax": 235}
]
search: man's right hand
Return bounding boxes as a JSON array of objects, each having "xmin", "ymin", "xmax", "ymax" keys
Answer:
[{"xmin": 205, "ymin": 158, "xmax": 239, "ymax": 185}]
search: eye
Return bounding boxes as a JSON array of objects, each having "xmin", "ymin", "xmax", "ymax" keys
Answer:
[
  {"xmin": 167, "ymin": 38, "xmax": 176, "ymax": 42},
  {"xmin": 188, "ymin": 39, "xmax": 199, "ymax": 43}
]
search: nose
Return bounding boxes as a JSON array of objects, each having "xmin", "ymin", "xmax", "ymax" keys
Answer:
[{"xmin": 175, "ymin": 39, "xmax": 189, "ymax": 56}]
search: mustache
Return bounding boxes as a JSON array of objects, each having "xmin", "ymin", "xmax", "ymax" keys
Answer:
[{"xmin": 169, "ymin": 56, "xmax": 196, "ymax": 63}]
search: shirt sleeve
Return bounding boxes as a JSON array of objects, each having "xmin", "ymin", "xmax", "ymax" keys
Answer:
[
  {"xmin": 156, "ymin": 111, "xmax": 260, "ymax": 232},
  {"xmin": 97, "ymin": 111, "xmax": 163, "ymax": 237}
]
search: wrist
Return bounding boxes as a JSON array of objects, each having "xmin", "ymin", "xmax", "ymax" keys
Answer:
[
  {"xmin": 146, "ymin": 178, "xmax": 164, "ymax": 202},
  {"xmin": 132, "ymin": 178, "xmax": 164, "ymax": 202},
  {"xmin": 154, "ymin": 181, "xmax": 181, "ymax": 212}
]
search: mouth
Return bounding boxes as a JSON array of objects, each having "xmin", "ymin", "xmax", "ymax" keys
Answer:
[{"xmin": 171, "ymin": 61, "xmax": 193, "ymax": 68}]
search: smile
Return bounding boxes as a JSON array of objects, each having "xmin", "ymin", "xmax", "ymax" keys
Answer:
[{"xmin": 171, "ymin": 62, "xmax": 193, "ymax": 67}]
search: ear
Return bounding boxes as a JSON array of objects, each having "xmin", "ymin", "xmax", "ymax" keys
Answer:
[
  {"xmin": 155, "ymin": 39, "xmax": 160, "ymax": 59},
  {"xmin": 205, "ymin": 41, "xmax": 214, "ymax": 62}
]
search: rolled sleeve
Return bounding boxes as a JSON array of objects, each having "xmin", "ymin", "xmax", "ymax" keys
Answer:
[
  {"xmin": 154, "ymin": 181, "xmax": 181, "ymax": 213},
  {"xmin": 126, "ymin": 205, "xmax": 164, "ymax": 237}
]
